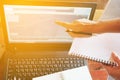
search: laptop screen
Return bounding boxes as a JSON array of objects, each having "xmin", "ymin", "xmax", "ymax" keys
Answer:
[{"xmin": 3, "ymin": 4, "xmax": 95, "ymax": 43}]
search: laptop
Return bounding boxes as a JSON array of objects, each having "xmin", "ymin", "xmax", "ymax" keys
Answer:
[{"xmin": 0, "ymin": 1, "xmax": 96, "ymax": 80}]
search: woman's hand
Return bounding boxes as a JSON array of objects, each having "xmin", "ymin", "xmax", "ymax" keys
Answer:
[
  {"xmin": 102, "ymin": 52, "xmax": 120, "ymax": 80},
  {"xmin": 56, "ymin": 19, "xmax": 99, "ymax": 37}
]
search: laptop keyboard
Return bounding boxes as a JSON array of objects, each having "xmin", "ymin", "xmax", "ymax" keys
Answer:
[{"xmin": 6, "ymin": 56, "xmax": 85, "ymax": 80}]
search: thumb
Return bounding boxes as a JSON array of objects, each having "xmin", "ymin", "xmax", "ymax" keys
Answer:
[{"xmin": 111, "ymin": 52, "xmax": 120, "ymax": 66}]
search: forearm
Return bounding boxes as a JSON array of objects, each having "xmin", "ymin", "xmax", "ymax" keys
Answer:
[{"xmin": 94, "ymin": 18, "xmax": 120, "ymax": 33}]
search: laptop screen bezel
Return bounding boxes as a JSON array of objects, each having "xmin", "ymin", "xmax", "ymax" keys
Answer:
[{"xmin": 0, "ymin": 1, "xmax": 96, "ymax": 50}]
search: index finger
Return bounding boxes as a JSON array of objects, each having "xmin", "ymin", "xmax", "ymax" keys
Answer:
[{"xmin": 55, "ymin": 21, "xmax": 72, "ymax": 29}]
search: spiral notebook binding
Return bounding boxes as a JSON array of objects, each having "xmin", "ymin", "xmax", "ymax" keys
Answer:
[{"xmin": 70, "ymin": 52, "xmax": 117, "ymax": 66}]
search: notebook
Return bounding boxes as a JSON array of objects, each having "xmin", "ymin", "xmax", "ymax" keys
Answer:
[
  {"xmin": 0, "ymin": 1, "xmax": 96, "ymax": 80},
  {"xmin": 69, "ymin": 33, "xmax": 120, "ymax": 66},
  {"xmin": 33, "ymin": 66, "xmax": 92, "ymax": 80}
]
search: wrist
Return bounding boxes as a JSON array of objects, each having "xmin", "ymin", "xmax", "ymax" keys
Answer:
[
  {"xmin": 91, "ymin": 21, "xmax": 106, "ymax": 33},
  {"xmin": 94, "ymin": 20, "xmax": 113, "ymax": 33}
]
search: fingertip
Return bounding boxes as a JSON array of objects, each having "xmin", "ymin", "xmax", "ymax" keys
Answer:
[
  {"xmin": 55, "ymin": 21, "xmax": 63, "ymax": 25},
  {"xmin": 55, "ymin": 20, "xmax": 65, "ymax": 24},
  {"xmin": 111, "ymin": 52, "xmax": 120, "ymax": 65},
  {"xmin": 111, "ymin": 52, "xmax": 118, "ymax": 59},
  {"xmin": 55, "ymin": 21, "xmax": 71, "ymax": 28},
  {"xmin": 111, "ymin": 52, "xmax": 115, "ymax": 57}
]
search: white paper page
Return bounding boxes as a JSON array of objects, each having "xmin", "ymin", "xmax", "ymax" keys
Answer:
[
  {"xmin": 33, "ymin": 72, "xmax": 62, "ymax": 80},
  {"xmin": 69, "ymin": 33, "xmax": 120, "ymax": 62},
  {"xmin": 62, "ymin": 66, "xmax": 92, "ymax": 80},
  {"xmin": 33, "ymin": 66, "xmax": 92, "ymax": 80}
]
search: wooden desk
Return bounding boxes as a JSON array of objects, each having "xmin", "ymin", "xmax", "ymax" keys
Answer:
[{"xmin": 0, "ymin": 47, "xmax": 4, "ymax": 80}]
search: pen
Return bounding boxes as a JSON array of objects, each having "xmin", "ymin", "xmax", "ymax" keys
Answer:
[{"xmin": 66, "ymin": 29, "xmax": 92, "ymax": 36}]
